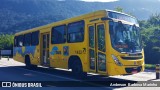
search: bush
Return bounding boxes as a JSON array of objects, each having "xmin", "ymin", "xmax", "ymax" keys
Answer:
[{"xmin": 0, "ymin": 34, "xmax": 14, "ymax": 50}]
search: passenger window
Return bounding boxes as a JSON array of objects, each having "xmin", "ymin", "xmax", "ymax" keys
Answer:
[
  {"xmin": 51, "ymin": 25, "xmax": 66, "ymax": 44},
  {"xmin": 32, "ymin": 31, "xmax": 39, "ymax": 46},
  {"xmin": 68, "ymin": 21, "xmax": 84, "ymax": 43},
  {"xmin": 24, "ymin": 33, "xmax": 31, "ymax": 46},
  {"xmin": 17, "ymin": 35, "xmax": 24, "ymax": 47}
]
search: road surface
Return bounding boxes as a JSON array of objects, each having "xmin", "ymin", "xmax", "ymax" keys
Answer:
[{"xmin": 0, "ymin": 58, "xmax": 159, "ymax": 90}]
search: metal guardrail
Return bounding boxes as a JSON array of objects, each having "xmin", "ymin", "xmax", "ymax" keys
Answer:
[{"xmin": 0, "ymin": 50, "xmax": 13, "ymax": 60}]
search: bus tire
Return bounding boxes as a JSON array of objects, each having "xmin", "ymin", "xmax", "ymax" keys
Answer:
[
  {"xmin": 72, "ymin": 60, "xmax": 87, "ymax": 78},
  {"xmin": 25, "ymin": 56, "xmax": 37, "ymax": 69}
]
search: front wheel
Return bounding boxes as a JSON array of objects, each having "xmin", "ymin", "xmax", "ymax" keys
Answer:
[{"xmin": 72, "ymin": 60, "xmax": 87, "ymax": 78}]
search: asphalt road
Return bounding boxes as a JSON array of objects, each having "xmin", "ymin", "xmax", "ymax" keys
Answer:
[{"xmin": 0, "ymin": 58, "xmax": 159, "ymax": 90}]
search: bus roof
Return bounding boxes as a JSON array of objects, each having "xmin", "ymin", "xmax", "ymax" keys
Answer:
[{"xmin": 106, "ymin": 9, "xmax": 136, "ymax": 19}]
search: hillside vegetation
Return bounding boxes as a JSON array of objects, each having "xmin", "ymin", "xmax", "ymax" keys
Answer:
[
  {"xmin": 0, "ymin": 0, "xmax": 160, "ymax": 34},
  {"xmin": 139, "ymin": 14, "xmax": 160, "ymax": 64}
]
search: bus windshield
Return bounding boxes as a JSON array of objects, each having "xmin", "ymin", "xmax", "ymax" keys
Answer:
[
  {"xmin": 109, "ymin": 21, "xmax": 142, "ymax": 53},
  {"xmin": 108, "ymin": 11, "xmax": 138, "ymax": 24}
]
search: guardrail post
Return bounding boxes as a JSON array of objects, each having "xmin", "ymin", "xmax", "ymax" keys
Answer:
[
  {"xmin": 8, "ymin": 56, "xmax": 9, "ymax": 61},
  {"xmin": 156, "ymin": 64, "xmax": 160, "ymax": 79}
]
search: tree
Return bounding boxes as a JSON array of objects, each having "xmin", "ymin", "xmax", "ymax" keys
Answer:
[
  {"xmin": 0, "ymin": 34, "xmax": 14, "ymax": 50},
  {"xmin": 148, "ymin": 13, "xmax": 160, "ymax": 26},
  {"xmin": 139, "ymin": 13, "xmax": 160, "ymax": 64},
  {"xmin": 114, "ymin": 6, "xmax": 123, "ymax": 12},
  {"xmin": 114, "ymin": 7, "xmax": 135, "ymax": 16}
]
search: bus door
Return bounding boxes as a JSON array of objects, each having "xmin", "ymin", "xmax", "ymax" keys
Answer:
[
  {"xmin": 41, "ymin": 33, "xmax": 50, "ymax": 66},
  {"xmin": 88, "ymin": 23, "xmax": 107, "ymax": 73}
]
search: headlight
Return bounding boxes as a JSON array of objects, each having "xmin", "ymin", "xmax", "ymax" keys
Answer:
[{"xmin": 111, "ymin": 55, "xmax": 123, "ymax": 66}]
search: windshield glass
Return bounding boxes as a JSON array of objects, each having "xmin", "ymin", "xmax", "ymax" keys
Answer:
[
  {"xmin": 109, "ymin": 21, "xmax": 142, "ymax": 53},
  {"xmin": 108, "ymin": 11, "xmax": 138, "ymax": 24}
]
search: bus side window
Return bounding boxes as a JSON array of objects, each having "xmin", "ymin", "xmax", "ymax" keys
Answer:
[
  {"xmin": 32, "ymin": 31, "xmax": 39, "ymax": 46},
  {"xmin": 17, "ymin": 35, "xmax": 24, "ymax": 47},
  {"xmin": 67, "ymin": 20, "xmax": 84, "ymax": 43},
  {"xmin": 51, "ymin": 25, "xmax": 66, "ymax": 44},
  {"xmin": 24, "ymin": 33, "xmax": 31, "ymax": 46}
]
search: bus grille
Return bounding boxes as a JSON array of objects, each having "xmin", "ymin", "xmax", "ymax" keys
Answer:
[
  {"xmin": 125, "ymin": 66, "xmax": 142, "ymax": 73},
  {"xmin": 121, "ymin": 56, "xmax": 143, "ymax": 60},
  {"xmin": 121, "ymin": 53, "xmax": 143, "ymax": 60}
]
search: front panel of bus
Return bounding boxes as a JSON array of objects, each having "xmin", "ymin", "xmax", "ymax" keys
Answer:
[{"xmin": 106, "ymin": 11, "xmax": 145, "ymax": 76}]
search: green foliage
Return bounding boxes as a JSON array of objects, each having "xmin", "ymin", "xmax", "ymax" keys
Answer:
[
  {"xmin": 114, "ymin": 6, "xmax": 123, "ymax": 12},
  {"xmin": 140, "ymin": 13, "xmax": 160, "ymax": 64},
  {"xmin": 0, "ymin": 34, "xmax": 14, "ymax": 50},
  {"xmin": 114, "ymin": 6, "xmax": 135, "ymax": 17},
  {"xmin": 148, "ymin": 13, "xmax": 160, "ymax": 26},
  {"xmin": 145, "ymin": 64, "xmax": 155, "ymax": 70}
]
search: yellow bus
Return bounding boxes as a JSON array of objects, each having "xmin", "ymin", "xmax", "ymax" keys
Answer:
[{"xmin": 13, "ymin": 10, "xmax": 145, "ymax": 77}]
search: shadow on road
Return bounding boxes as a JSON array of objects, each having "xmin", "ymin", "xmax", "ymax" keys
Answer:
[
  {"xmin": 22, "ymin": 66, "xmax": 137, "ymax": 81},
  {"xmin": 0, "ymin": 66, "xmax": 137, "ymax": 87}
]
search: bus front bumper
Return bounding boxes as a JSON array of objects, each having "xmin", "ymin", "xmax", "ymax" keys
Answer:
[{"xmin": 107, "ymin": 63, "xmax": 145, "ymax": 76}]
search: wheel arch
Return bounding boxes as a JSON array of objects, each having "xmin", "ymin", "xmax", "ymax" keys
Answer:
[
  {"xmin": 68, "ymin": 55, "xmax": 83, "ymax": 70},
  {"xmin": 24, "ymin": 54, "xmax": 31, "ymax": 64}
]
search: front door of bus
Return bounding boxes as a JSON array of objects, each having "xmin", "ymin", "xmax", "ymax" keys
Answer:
[
  {"xmin": 88, "ymin": 23, "xmax": 107, "ymax": 73},
  {"xmin": 42, "ymin": 33, "xmax": 50, "ymax": 66}
]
